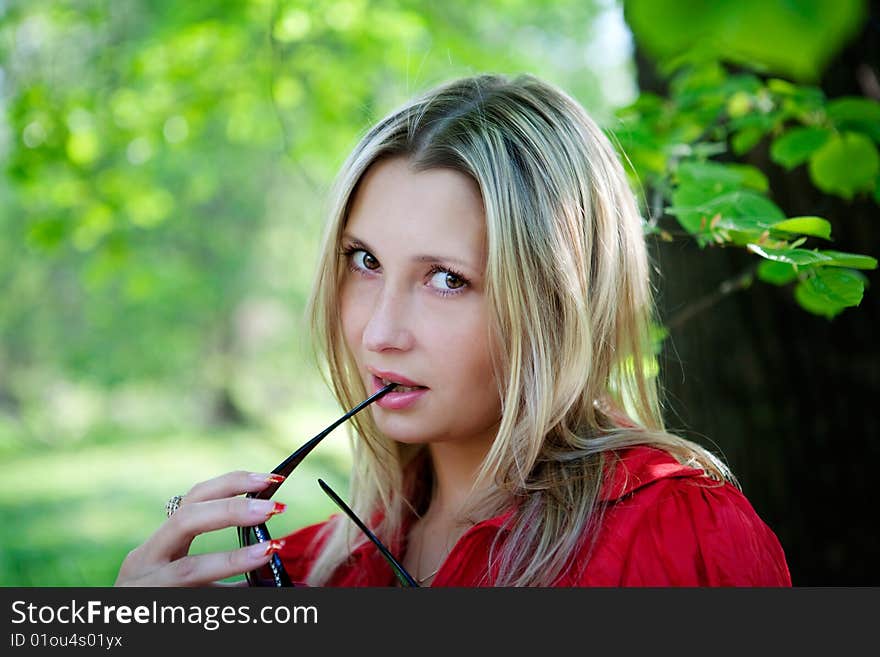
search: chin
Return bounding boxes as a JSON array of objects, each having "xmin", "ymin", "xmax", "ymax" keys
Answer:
[{"xmin": 372, "ymin": 415, "xmax": 433, "ymax": 444}]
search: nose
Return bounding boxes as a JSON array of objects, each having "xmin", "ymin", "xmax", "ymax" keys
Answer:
[{"xmin": 362, "ymin": 285, "xmax": 415, "ymax": 353}]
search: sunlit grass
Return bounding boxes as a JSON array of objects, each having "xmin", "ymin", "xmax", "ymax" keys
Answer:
[{"xmin": 0, "ymin": 408, "xmax": 355, "ymax": 586}]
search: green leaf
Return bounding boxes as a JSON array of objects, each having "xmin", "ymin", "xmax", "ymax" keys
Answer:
[
  {"xmin": 768, "ymin": 79, "xmax": 826, "ymax": 110},
  {"xmin": 688, "ymin": 141, "xmax": 728, "ymax": 159},
  {"xmin": 770, "ymin": 126, "xmax": 832, "ymax": 169},
  {"xmin": 826, "ymin": 97, "xmax": 880, "ymax": 123},
  {"xmin": 668, "ymin": 59, "xmax": 727, "ymax": 96},
  {"xmin": 625, "ymin": 0, "xmax": 866, "ymax": 81},
  {"xmin": 723, "ymin": 163, "xmax": 769, "ymax": 192},
  {"xmin": 826, "ymin": 97, "xmax": 880, "ymax": 142},
  {"xmin": 746, "ymin": 244, "xmax": 834, "ymax": 267},
  {"xmin": 26, "ymin": 217, "xmax": 69, "ymax": 251},
  {"xmin": 669, "ymin": 189, "xmax": 784, "ymax": 238},
  {"xmin": 731, "ymin": 126, "xmax": 765, "ymax": 155},
  {"xmin": 767, "ymin": 78, "xmax": 797, "ymax": 95},
  {"xmin": 794, "ymin": 268, "xmax": 867, "ymax": 318},
  {"xmin": 814, "ymin": 250, "xmax": 878, "ymax": 269},
  {"xmin": 757, "ymin": 260, "xmax": 799, "ymax": 286},
  {"xmin": 676, "ymin": 160, "xmax": 768, "ymax": 191},
  {"xmin": 714, "ymin": 216, "xmax": 776, "ymax": 232},
  {"xmin": 808, "ymin": 132, "xmax": 880, "ymax": 199},
  {"xmin": 729, "ymin": 110, "xmax": 778, "ymax": 135},
  {"xmin": 726, "ymin": 91, "xmax": 752, "ymax": 118},
  {"xmin": 771, "ymin": 216, "xmax": 832, "ymax": 240},
  {"xmin": 66, "ymin": 129, "xmax": 101, "ymax": 166},
  {"xmin": 754, "ymin": 246, "xmax": 877, "ymax": 271},
  {"xmin": 649, "ymin": 322, "xmax": 669, "ymax": 355},
  {"xmin": 777, "ymin": 86, "xmax": 827, "ymax": 122},
  {"xmin": 724, "ymin": 231, "xmax": 765, "ymax": 246}
]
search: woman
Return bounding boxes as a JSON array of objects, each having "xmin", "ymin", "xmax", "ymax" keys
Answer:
[{"xmin": 116, "ymin": 73, "xmax": 791, "ymax": 587}]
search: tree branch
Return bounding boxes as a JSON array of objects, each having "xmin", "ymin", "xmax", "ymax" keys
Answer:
[{"xmin": 666, "ymin": 263, "xmax": 759, "ymax": 332}]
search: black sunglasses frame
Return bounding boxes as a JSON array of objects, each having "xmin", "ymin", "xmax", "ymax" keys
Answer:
[{"xmin": 236, "ymin": 382, "xmax": 419, "ymax": 587}]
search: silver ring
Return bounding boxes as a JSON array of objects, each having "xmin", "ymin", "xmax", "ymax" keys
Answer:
[{"xmin": 165, "ymin": 494, "xmax": 184, "ymax": 518}]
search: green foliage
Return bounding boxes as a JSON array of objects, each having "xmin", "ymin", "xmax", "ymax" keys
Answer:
[
  {"xmin": 2, "ymin": 0, "xmax": 878, "ymax": 586},
  {"xmin": 0, "ymin": 0, "xmax": 606, "ymax": 389},
  {"xmin": 808, "ymin": 132, "xmax": 879, "ymax": 199},
  {"xmin": 794, "ymin": 268, "xmax": 869, "ymax": 319},
  {"xmin": 0, "ymin": 0, "xmax": 616, "ymax": 585},
  {"xmin": 770, "ymin": 127, "xmax": 832, "ymax": 169},
  {"xmin": 625, "ymin": 0, "xmax": 866, "ymax": 82},
  {"xmin": 613, "ymin": 55, "xmax": 878, "ymax": 320}
]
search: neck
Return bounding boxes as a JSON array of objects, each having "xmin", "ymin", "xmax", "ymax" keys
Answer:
[
  {"xmin": 403, "ymin": 424, "xmax": 500, "ymax": 586},
  {"xmin": 424, "ymin": 423, "xmax": 498, "ymax": 522}
]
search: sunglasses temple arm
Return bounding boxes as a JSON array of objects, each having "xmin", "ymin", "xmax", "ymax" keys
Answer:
[
  {"xmin": 240, "ymin": 383, "xmax": 400, "ymax": 586},
  {"xmin": 252, "ymin": 383, "xmax": 398, "ymax": 501},
  {"xmin": 317, "ymin": 478, "xmax": 419, "ymax": 587}
]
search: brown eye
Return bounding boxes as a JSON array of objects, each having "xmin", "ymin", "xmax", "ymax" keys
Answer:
[
  {"xmin": 428, "ymin": 269, "xmax": 468, "ymax": 295},
  {"xmin": 445, "ymin": 273, "xmax": 464, "ymax": 289},
  {"xmin": 360, "ymin": 252, "xmax": 379, "ymax": 270},
  {"xmin": 346, "ymin": 248, "xmax": 379, "ymax": 271}
]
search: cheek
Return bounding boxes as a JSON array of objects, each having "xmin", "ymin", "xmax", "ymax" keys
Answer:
[
  {"xmin": 339, "ymin": 281, "xmax": 367, "ymax": 350},
  {"xmin": 435, "ymin": 309, "xmax": 497, "ymax": 383},
  {"xmin": 444, "ymin": 321, "xmax": 502, "ymax": 427}
]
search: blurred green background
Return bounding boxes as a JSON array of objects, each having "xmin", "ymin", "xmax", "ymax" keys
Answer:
[{"xmin": 2, "ymin": 0, "xmax": 877, "ymax": 586}]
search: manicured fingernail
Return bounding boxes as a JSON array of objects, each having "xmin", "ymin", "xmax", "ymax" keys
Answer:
[
  {"xmin": 250, "ymin": 472, "xmax": 285, "ymax": 485},
  {"xmin": 249, "ymin": 539, "xmax": 286, "ymax": 558},
  {"xmin": 248, "ymin": 499, "xmax": 284, "ymax": 517},
  {"xmin": 266, "ymin": 502, "xmax": 286, "ymax": 519},
  {"xmin": 264, "ymin": 539, "xmax": 285, "ymax": 556}
]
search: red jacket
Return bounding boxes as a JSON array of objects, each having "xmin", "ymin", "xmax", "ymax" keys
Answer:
[{"xmin": 278, "ymin": 446, "xmax": 792, "ymax": 586}]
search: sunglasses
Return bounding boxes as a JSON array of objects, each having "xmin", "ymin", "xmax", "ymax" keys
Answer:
[{"xmin": 236, "ymin": 382, "xmax": 420, "ymax": 587}]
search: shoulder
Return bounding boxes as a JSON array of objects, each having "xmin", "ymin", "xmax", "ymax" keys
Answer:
[{"xmin": 575, "ymin": 446, "xmax": 791, "ymax": 586}]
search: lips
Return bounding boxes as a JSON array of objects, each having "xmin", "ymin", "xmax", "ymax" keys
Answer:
[
  {"xmin": 373, "ymin": 376, "xmax": 426, "ymax": 395},
  {"xmin": 371, "ymin": 374, "xmax": 429, "ymax": 410},
  {"xmin": 368, "ymin": 368, "xmax": 428, "ymax": 390}
]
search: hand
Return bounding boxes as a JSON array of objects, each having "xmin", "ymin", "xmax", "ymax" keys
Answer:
[{"xmin": 114, "ymin": 471, "xmax": 287, "ymax": 587}]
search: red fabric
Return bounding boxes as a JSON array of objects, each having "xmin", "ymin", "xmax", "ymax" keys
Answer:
[{"xmin": 278, "ymin": 446, "xmax": 792, "ymax": 586}]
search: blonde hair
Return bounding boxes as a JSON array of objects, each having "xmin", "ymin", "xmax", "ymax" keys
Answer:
[{"xmin": 305, "ymin": 73, "xmax": 734, "ymax": 586}]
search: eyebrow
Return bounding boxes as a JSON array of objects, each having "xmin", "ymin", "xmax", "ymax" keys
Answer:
[{"xmin": 341, "ymin": 233, "xmax": 477, "ymax": 270}]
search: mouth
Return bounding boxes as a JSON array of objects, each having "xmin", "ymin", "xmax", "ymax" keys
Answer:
[{"xmin": 373, "ymin": 375, "xmax": 428, "ymax": 394}]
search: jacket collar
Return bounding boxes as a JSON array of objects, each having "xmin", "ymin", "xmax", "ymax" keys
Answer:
[
  {"xmin": 461, "ymin": 445, "xmax": 707, "ymax": 532},
  {"xmin": 348, "ymin": 445, "xmax": 707, "ymax": 559},
  {"xmin": 597, "ymin": 445, "xmax": 707, "ymax": 502}
]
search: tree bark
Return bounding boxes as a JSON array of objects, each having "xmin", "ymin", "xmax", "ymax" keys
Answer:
[{"xmin": 632, "ymin": 7, "xmax": 880, "ymax": 584}]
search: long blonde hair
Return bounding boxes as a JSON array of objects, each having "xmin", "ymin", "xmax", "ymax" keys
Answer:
[{"xmin": 305, "ymin": 73, "xmax": 734, "ymax": 586}]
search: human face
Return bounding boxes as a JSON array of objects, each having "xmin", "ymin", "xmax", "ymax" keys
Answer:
[{"xmin": 339, "ymin": 156, "xmax": 501, "ymax": 450}]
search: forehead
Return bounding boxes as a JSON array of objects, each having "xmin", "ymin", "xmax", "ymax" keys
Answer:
[{"xmin": 344, "ymin": 157, "xmax": 487, "ymax": 270}]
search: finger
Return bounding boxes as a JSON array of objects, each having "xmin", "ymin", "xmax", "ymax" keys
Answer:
[
  {"xmin": 115, "ymin": 497, "xmax": 287, "ymax": 585},
  {"xmin": 153, "ymin": 497, "xmax": 287, "ymax": 561},
  {"xmin": 182, "ymin": 470, "xmax": 286, "ymax": 506},
  {"xmin": 125, "ymin": 540, "xmax": 286, "ymax": 587}
]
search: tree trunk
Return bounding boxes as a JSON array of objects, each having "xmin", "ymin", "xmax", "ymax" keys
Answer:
[{"xmin": 633, "ymin": 9, "xmax": 880, "ymax": 584}]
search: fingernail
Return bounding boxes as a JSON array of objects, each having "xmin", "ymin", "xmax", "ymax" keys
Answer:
[
  {"xmin": 250, "ymin": 472, "xmax": 285, "ymax": 485},
  {"xmin": 266, "ymin": 502, "xmax": 286, "ymax": 519},
  {"xmin": 248, "ymin": 499, "xmax": 286, "ymax": 517},
  {"xmin": 249, "ymin": 539, "xmax": 286, "ymax": 558}
]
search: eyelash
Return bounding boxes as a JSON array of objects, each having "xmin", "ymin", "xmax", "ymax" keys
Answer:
[{"xmin": 339, "ymin": 243, "xmax": 471, "ymax": 297}]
